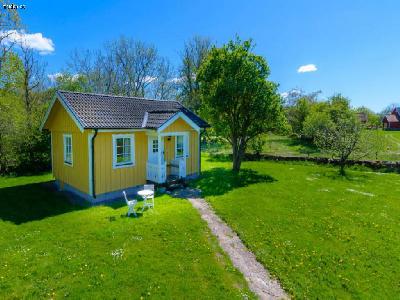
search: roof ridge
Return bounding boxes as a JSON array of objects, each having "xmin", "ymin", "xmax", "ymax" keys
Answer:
[
  {"xmin": 148, "ymin": 109, "xmax": 178, "ymax": 113},
  {"xmin": 57, "ymin": 90, "xmax": 181, "ymax": 104}
]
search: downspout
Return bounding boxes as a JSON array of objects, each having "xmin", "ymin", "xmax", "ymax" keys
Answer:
[
  {"xmin": 91, "ymin": 129, "xmax": 98, "ymax": 198},
  {"xmin": 199, "ymin": 129, "xmax": 205, "ymax": 175}
]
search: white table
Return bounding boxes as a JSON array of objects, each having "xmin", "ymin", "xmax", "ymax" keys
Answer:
[
  {"xmin": 137, "ymin": 189, "xmax": 155, "ymax": 210},
  {"xmin": 138, "ymin": 189, "xmax": 154, "ymax": 198}
]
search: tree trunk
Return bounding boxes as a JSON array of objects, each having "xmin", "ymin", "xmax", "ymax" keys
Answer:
[
  {"xmin": 339, "ymin": 161, "xmax": 346, "ymax": 176},
  {"xmin": 232, "ymin": 138, "xmax": 246, "ymax": 172},
  {"xmin": 232, "ymin": 151, "xmax": 242, "ymax": 172}
]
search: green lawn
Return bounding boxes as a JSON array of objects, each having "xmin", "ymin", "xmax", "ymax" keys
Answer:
[
  {"xmin": 261, "ymin": 131, "xmax": 400, "ymax": 161},
  {"xmin": 206, "ymin": 131, "xmax": 400, "ymax": 161},
  {"xmin": 193, "ymin": 154, "xmax": 400, "ymax": 299},
  {"xmin": 0, "ymin": 174, "xmax": 254, "ymax": 299},
  {"xmin": 377, "ymin": 130, "xmax": 400, "ymax": 160}
]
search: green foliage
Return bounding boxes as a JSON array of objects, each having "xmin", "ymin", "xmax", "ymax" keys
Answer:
[
  {"xmin": 196, "ymin": 154, "xmax": 400, "ymax": 299},
  {"xmin": 248, "ymin": 135, "xmax": 266, "ymax": 156},
  {"xmin": 302, "ymin": 110, "xmax": 332, "ymax": 140},
  {"xmin": 55, "ymin": 73, "xmax": 89, "ymax": 92},
  {"xmin": 197, "ymin": 37, "xmax": 283, "ymax": 171},
  {"xmin": 285, "ymin": 97, "xmax": 313, "ymax": 136},
  {"xmin": 314, "ymin": 111, "xmax": 361, "ymax": 175},
  {"xmin": 0, "ymin": 174, "xmax": 254, "ymax": 299},
  {"xmin": 355, "ymin": 106, "xmax": 381, "ymax": 128},
  {"xmin": 0, "ymin": 52, "xmax": 50, "ymax": 175}
]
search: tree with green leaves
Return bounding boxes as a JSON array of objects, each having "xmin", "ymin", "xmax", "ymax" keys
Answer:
[
  {"xmin": 355, "ymin": 106, "xmax": 380, "ymax": 128},
  {"xmin": 197, "ymin": 38, "xmax": 283, "ymax": 171},
  {"xmin": 0, "ymin": 2, "xmax": 21, "ymax": 73},
  {"xmin": 53, "ymin": 73, "xmax": 88, "ymax": 92},
  {"xmin": 312, "ymin": 95, "xmax": 363, "ymax": 175}
]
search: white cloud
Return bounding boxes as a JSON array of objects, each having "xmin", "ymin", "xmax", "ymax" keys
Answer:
[
  {"xmin": 280, "ymin": 92, "xmax": 289, "ymax": 98},
  {"xmin": 47, "ymin": 72, "xmax": 62, "ymax": 82},
  {"xmin": 144, "ymin": 76, "xmax": 157, "ymax": 83},
  {"xmin": 297, "ymin": 64, "xmax": 317, "ymax": 73},
  {"xmin": 1, "ymin": 30, "xmax": 55, "ymax": 55},
  {"xmin": 168, "ymin": 77, "xmax": 183, "ymax": 84}
]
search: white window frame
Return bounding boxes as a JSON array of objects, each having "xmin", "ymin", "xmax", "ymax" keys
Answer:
[
  {"xmin": 152, "ymin": 139, "xmax": 159, "ymax": 153},
  {"xmin": 112, "ymin": 134, "xmax": 135, "ymax": 169},
  {"xmin": 175, "ymin": 135, "xmax": 185, "ymax": 159},
  {"xmin": 63, "ymin": 134, "xmax": 73, "ymax": 166}
]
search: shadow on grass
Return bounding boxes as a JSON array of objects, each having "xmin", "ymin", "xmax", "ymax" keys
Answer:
[
  {"xmin": 194, "ymin": 168, "xmax": 276, "ymax": 197},
  {"xmin": 205, "ymin": 153, "xmax": 233, "ymax": 162},
  {"xmin": 320, "ymin": 170, "xmax": 370, "ymax": 182},
  {"xmin": 0, "ymin": 181, "xmax": 82, "ymax": 225},
  {"xmin": 285, "ymin": 137, "xmax": 320, "ymax": 156}
]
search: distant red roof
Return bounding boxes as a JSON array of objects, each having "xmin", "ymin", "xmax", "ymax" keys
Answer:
[{"xmin": 384, "ymin": 114, "xmax": 400, "ymax": 123}]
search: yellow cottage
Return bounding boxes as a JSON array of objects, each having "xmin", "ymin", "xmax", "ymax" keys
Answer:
[{"xmin": 41, "ymin": 91, "xmax": 209, "ymax": 203}]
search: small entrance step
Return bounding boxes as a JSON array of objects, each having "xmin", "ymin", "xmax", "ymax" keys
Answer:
[
  {"xmin": 166, "ymin": 175, "xmax": 186, "ymax": 191},
  {"xmin": 147, "ymin": 176, "xmax": 187, "ymax": 191}
]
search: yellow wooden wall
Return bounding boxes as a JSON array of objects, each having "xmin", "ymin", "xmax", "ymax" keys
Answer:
[
  {"xmin": 93, "ymin": 131, "xmax": 148, "ymax": 195},
  {"xmin": 162, "ymin": 118, "xmax": 193, "ymax": 132},
  {"xmin": 44, "ymin": 100, "xmax": 90, "ymax": 194},
  {"xmin": 161, "ymin": 118, "xmax": 199, "ymax": 176}
]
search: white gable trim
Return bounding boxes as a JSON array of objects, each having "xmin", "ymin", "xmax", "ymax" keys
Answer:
[
  {"xmin": 40, "ymin": 92, "xmax": 84, "ymax": 132},
  {"xmin": 98, "ymin": 129, "xmax": 152, "ymax": 133},
  {"xmin": 157, "ymin": 111, "xmax": 200, "ymax": 133}
]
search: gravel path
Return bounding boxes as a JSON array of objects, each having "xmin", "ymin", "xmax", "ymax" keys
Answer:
[{"xmin": 170, "ymin": 188, "xmax": 288, "ymax": 300}]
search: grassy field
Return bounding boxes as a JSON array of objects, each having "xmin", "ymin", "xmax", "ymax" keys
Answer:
[
  {"xmin": 262, "ymin": 131, "xmax": 400, "ymax": 161},
  {"xmin": 0, "ymin": 174, "xmax": 254, "ymax": 299},
  {"xmin": 206, "ymin": 130, "xmax": 400, "ymax": 161},
  {"xmin": 193, "ymin": 154, "xmax": 400, "ymax": 298}
]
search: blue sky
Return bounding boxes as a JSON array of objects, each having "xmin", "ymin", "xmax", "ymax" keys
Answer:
[{"xmin": 17, "ymin": 0, "xmax": 400, "ymax": 112}]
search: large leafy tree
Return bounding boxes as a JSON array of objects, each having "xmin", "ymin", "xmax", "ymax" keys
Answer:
[
  {"xmin": 311, "ymin": 95, "xmax": 364, "ymax": 175},
  {"xmin": 197, "ymin": 38, "xmax": 283, "ymax": 171}
]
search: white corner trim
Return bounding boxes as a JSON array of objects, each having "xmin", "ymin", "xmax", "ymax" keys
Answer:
[
  {"xmin": 112, "ymin": 134, "xmax": 135, "ymax": 169},
  {"xmin": 157, "ymin": 112, "xmax": 200, "ymax": 133},
  {"xmin": 40, "ymin": 92, "xmax": 84, "ymax": 133},
  {"xmin": 50, "ymin": 131, "xmax": 54, "ymax": 176}
]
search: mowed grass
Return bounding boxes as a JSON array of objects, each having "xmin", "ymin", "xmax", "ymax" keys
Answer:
[
  {"xmin": 377, "ymin": 130, "xmax": 400, "ymax": 160},
  {"xmin": 0, "ymin": 175, "xmax": 254, "ymax": 299},
  {"xmin": 262, "ymin": 131, "xmax": 400, "ymax": 161},
  {"xmin": 193, "ymin": 154, "xmax": 400, "ymax": 298}
]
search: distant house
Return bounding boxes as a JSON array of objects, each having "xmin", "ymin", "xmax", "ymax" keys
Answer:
[
  {"xmin": 356, "ymin": 112, "xmax": 368, "ymax": 124},
  {"xmin": 382, "ymin": 107, "xmax": 400, "ymax": 130},
  {"xmin": 41, "ymin": 91, "xmax": 209, "ymax": 203}
]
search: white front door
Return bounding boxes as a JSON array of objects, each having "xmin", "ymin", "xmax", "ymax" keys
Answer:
[
  {"xmin": 175, "ymin": 134, "xmax": 188, "ymax": 177},
  {"xmin": 148, "ymin": 136, "xmax": 159, "ymax": 163}
]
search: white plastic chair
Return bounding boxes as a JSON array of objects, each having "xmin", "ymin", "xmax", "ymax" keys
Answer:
[
  {"xmin": 142, "ymin": 184, "xmax": 155, "ymax": 210},
  {"xmin": 123, "ymin": 191, "xmax": 137, "ymax": 217}
]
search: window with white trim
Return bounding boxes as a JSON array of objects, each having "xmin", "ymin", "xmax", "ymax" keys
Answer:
[
  {"xmin": 113, "ymin": 134, "xmax": 135, "ymax": 168},
  {"xmin": 152, "ymin": 139, "xmax": 158, "ymax": 153},
  {"xmin": 63, "ymin": 134, "xmax": 73, "ymax": 166},
  {"xmin": 175, "ymin": 135, "xmax": 184, "ymax": 158}
]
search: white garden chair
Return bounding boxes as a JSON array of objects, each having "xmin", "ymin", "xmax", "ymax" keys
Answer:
[
  {"xmin": 141, "ymin": 184, "xmax": 155, "ymax": 210},
  {"xmin": 123, "ymin": 191, "xmax": 137, "ymax": 217}
]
